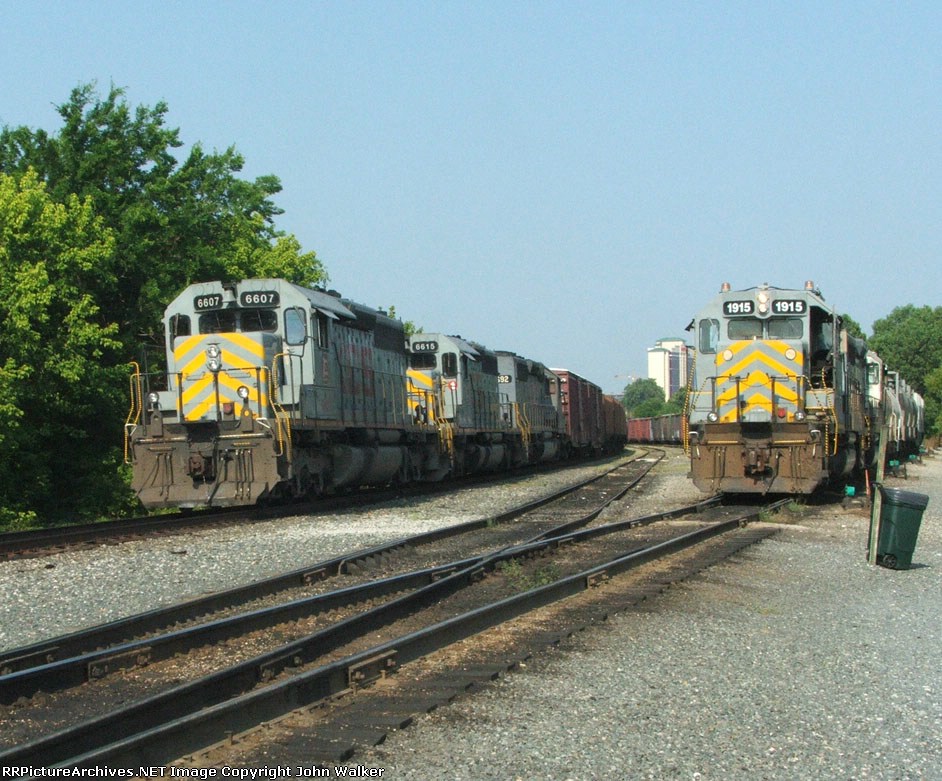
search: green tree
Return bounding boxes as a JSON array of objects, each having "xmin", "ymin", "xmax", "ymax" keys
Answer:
[
  {"xmin": 840, "ymin": 313, "xmax": 866, "ymax": 340},
  {"xmin": 386, "ymin": 305, "xmax": 422, "ymax": 337},
  {"xmin": 923, "ymin": 366, "xmax": 942, "ymax": 437},
  {"xmin": 0, "ymin": 83, "xmax": 327, "ymax": 351},
  {"xmin": 664, "ymin": 387, "xmax": 688, "ymax": 414},
  {"xmin": 0, "ymin": 171, "xmax": 130, "ymax": 527},
  {"xmin": 868, "ymin": 305, "xmax": 942, "ymax": 394},
  {"xmin": 0, "ymin": 84, "xmax": 330, "ymax": 527},
  {"xmin": 622, "ymin": 377, "xmax": 666, "ymax": 416}
]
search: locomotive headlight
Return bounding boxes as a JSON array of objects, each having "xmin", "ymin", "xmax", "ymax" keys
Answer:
[
  {"xmin": 722, "ymin": 349, "xmax": 733, "ymax": 362},
  {"xmin": 147, "ymin": 391, "xmax": 159, "ymax": 407},
  {"xmin": 237, "ymin": 385, "xmax": 250, "ymax": 400},
  {"xmin": 785, "ymin": 348, "xmax": 797, "ymax": 361},
  {"xmin": 206, "ymin": 344, "xmax": 222, "ymax": 373},
  {"xmin": 756, "ymin": 291, "xmax": 769, "ymax": 314},
  {"xmin": 794, "ymin": 411, "xmax": 806, "ymax": 422},
  {"xmin": 707, "ymin": 412, "xmax": 719, "ymax": 422}
]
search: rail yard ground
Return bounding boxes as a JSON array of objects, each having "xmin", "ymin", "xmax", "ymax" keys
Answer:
[
  {"xmin": 347, "ymin": 450, "xmax": 942, "ymax": 780},
  {"xmin": 2, "ymin": 449, "xmax": 940, "ymax": 778}
]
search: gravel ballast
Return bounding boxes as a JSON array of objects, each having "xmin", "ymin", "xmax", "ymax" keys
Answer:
[
  {"xmin": 353, "ymin": 452, "xmax": 942, "ymax": 780},
  {"xmin": 0, "ymin": 460, "xmax": 623, "ymax": 653},
  {"xmin": 3, "ymin": 450, "xmax": 940, "ymax": 779}
]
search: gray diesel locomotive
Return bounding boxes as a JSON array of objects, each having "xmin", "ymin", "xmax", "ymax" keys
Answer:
[
  {"xmin": 125, "ymin": 279, "xmax": 625, "ymax": 509},
  {"xmin": 684, "ymin": 281, "xmax": 923, "ymax": 494}
]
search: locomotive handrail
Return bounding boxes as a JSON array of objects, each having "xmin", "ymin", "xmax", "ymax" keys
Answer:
[
  {"xmin": 124, "ymin": 362, "xmax": 144, "ymax": 465},
  {"xmin": 682, "ymin": 350, "xmax": 697, "ymax": 454},
  {"xmin": 516, "ymin": 403, "xmax": 532, "ymax": 455},
  {"xmin": 269, "ymin": 354, "xmax": 292, "ymax": 460}
]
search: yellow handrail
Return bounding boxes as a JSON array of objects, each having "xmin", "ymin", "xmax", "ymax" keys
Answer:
[
  {"xmin": 516, "ymin": 402, "xmax": 532, "ymax": 455},
  {"xmin": 269, "ymin": 356, "xmax": 292, "ymax": 459},
  {"xmin": 124, "ymin": 362, "xmax": 143, "ymax": 464}
]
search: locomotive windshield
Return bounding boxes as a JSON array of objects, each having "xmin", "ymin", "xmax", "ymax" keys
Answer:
[
  {"xmin": 727, "ymin": 317, "xmax": 803, "ymax": 340},
  {"xmin": 410, "ymin": 353, "xmax": 436, "ymax": 370},
  {"xmin": 197, "ymin": 308, "xmax": 278, "ymax": 334}
]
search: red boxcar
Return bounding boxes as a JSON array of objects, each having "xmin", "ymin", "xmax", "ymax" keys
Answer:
[
  {"xmin": 627, "ymin": 413, "xmax": 683, "ymax": 444},
  {"xmin": 550, "ymin": 369, "xmax": 599, "ymax": 454},
  {"xmin": 602, "ymin": 394, "xmax": 628, "ymax": 451}
]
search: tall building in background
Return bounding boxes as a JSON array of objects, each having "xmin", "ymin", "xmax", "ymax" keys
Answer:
[{"xmin": 647, "ymin": 338, "xmax": 692, "ymax": 401}]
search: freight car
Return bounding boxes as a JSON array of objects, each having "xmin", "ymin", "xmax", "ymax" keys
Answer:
[
  {"xmin": 125, "ymin": 279, "xmax": 625, "ymax": 509},
  {"xmin": 866, "ymin": 351, "xmax": 925, "ymax": 465},
  {"xmin": 627, "ymin": 413, "xmax": 683, "ymax": 445},
  {"xmin": 683, "ymin": 281, "xmax": 923, "ymax": 494},
  {"xmin": 602, "ymin": 395, "xmax": 629, "ymax": 452}
]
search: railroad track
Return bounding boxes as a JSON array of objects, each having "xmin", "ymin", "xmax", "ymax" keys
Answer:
[
  {"xmin": 0, "ymin": 452, "xmax": 656, "ymax": 681},
  {"xmin": 0, "ymin": 453, "xmax": 789, "ymax": 770},
  {"xmin": 0, "ymin": 453, "xmax": 639, "ymax": 562},
  {"xmin": 1, "ymin": 504, "xmax": 780, "ymax": 768}
]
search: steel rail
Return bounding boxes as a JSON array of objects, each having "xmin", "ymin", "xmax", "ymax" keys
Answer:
[
  {"xmin": 0, "ymin": 491, "xmax": 713, "ymax": 702},
  {"xmin": 2, "ymin": 498, "xmax": 782, "ymax": 769},
  {"xmin": 0, "ymin": 453, "xmax": 648, "ymax": 561},
  {"xmin": 0, "ymin": 453, "xmax": 657, "ymax": 676}
]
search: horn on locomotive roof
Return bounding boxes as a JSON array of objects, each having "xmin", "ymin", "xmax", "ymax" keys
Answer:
[{"xmin": 720, "ymin": 281, "xmax": 731, "ymax": 292}]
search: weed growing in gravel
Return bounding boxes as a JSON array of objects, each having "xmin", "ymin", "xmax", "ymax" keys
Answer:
[{"xmin": 498, "ymin": 559, "xmax": 561, "ymax": 591}]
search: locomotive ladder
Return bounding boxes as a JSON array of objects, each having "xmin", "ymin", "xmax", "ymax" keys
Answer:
[
  {"xmin": 437, "ymin": 418, "xmax": 456, "ymax": 469},
  {"xmin": 269, "ymin": 356, "xmax": 293, "ymax": 460},
  {"xmin": 804, "ymin": 368, "xmax": 838, "ymax": 456},
  {"xmin": 516, "ymin": 403, "xmax": 532, "ymax": 456}
]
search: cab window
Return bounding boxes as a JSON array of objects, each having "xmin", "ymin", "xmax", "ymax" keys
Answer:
[
  {"xmin": 727, "ymin": 318, "xmax": 763, "ymax": 340},
  {"xmin": 698, "ymin": 319, "xmax": 719, "ymax": 353},
  {"xmin": 410, "ymin": 353, "xmax": 436, "ymax": 370},
  {"xmin": 170, "ymin": 314, "xmax": 191, "ymax": 338},
  {"xmin": 442, "ymin": 352, "xmax": 458, "ymax": 378},
  {"xmin": 312, "ymin": 312, "xmax": 330, "ymax": 348},
  {"xmin": 240, "ymin": 308, "xmax": 278, "ymax": 332},
  {"xmin": 284, "ymin": 308, "xmax": 307, "ymax": 345},
  {"xmin": 199, "ymin": 310, "xmax": 237, "ymax": 334},
  {"xmin": 768, "ymin": 318, "xmax": 803, "ymax": 339}
]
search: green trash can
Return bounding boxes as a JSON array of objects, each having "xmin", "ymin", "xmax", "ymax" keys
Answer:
[{"xmin": 874, "ymin": 486, "xmax": 929, "ymax": 569}]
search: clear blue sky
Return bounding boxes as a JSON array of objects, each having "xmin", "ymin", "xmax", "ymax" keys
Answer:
[{"xmin": 3, "ymin": 1, "xmax": 940, "ymax": 393}]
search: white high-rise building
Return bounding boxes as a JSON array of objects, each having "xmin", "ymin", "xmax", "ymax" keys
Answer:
[{"xmin": 647, "ymin": 338, "xmax": 692, "ymax": 401}]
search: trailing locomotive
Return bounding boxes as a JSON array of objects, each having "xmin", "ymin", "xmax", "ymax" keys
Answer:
[
  {"xmin": 125, "ymin": 279, "xmax": 625, "ymax": 509},
  {"xmin": 683, "ymin": 281, "xmax": 923, "ymax": 494}
]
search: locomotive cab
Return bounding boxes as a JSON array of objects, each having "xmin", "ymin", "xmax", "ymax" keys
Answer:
[
  {"xmin": 407, "ymin": 334, "xmax": 501, "ymax": 430},
  {"xmin": 687, "ymin": 281, "xmax": 867, "ymax": 494},
  {"xmin": 495, "ymin": 352, "xmax": 562, "ymax": 464},
  {"xmin": 126, "ymin": 279, "xmax": 417, "ymax": 508}
]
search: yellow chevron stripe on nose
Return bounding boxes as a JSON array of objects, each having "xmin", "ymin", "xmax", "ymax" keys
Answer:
[
  {"xmin": 715, "ymin": 340, "xmax": 803, "ymax": 379},
  {"xmin": 407, "ymin": 369, "xmax": 434, "ymax": 390}
]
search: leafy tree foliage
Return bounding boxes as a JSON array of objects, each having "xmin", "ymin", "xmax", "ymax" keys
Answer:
[
  {"xmin": 0, "ymin": 83, "xmax": 327, "ymax": 350},
  {"xmin": 621, "ymin": 377, "xmax": 667, "ymax": 416},
  {"xmin": 0, "ymin": 84, "xmax": 329, "ymax": 528},
  {"xmin": 868, "ymin": 305, "xmax": 942, "ymax": 395},
  {"xmin": 386, "ymin": 305, "xmax": 423, "ymax": 337},
  {"xmin": 0, "ymin": 171, "xmax": 129, "ymax": 527},
  {"xmin": 840, "ymin": 313, "xmax": 865, "ymax": 340},
  {"xmin": 664, "ymin": 387, "xmax": 688, "ymax": 414},
  {"xmin": 923, "ymin": 366, "xmax": 942, "ymax": 439},
  {"xmin": 869, "ymin": 305, "xmax": 942, "ymax": 438}
]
